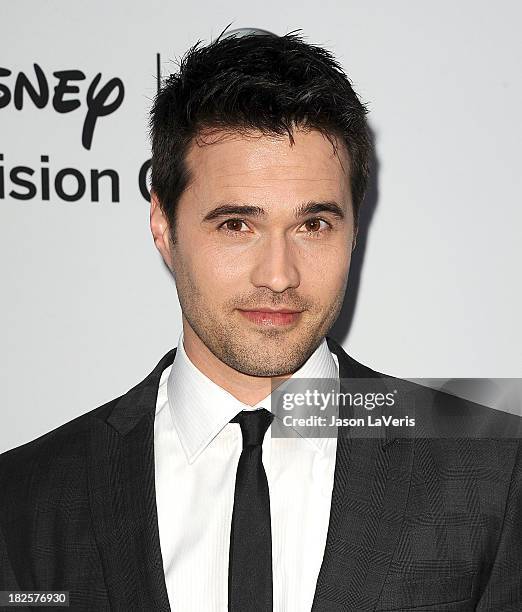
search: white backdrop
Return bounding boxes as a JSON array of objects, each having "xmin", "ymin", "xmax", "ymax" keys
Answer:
[{"xmin": 1, "ymin": 0, "xmax": 521, "ymax": 453}]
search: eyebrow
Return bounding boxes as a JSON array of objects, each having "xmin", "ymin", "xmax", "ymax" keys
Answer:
[{"xmin": 202, "ymin": 201, "xmax": 345, "ymax": 222}]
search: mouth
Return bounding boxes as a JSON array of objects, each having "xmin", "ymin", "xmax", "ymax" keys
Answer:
[{"xmin": 237, "ymin": 308, "xmax": 304, "ymax": 327}]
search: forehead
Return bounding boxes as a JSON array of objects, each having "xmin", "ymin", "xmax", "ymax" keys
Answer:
[{"xmin": 182, "ymin": 127, "xmax": 351, "ymax": 204}]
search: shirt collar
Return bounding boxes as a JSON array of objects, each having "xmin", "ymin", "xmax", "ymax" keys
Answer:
[{"xmin": 167, "ymin": 331, "xmax": 339, "ymax": 464}]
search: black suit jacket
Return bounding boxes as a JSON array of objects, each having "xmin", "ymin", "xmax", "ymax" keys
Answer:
[{"xmin": 1, "ymin": 337, "xmax": 521, "ymax": 611}]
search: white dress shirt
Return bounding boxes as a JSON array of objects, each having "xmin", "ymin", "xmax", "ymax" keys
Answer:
[{"xmin": 154, "ymin": 332, "xmax": 339, "ymax": 611}]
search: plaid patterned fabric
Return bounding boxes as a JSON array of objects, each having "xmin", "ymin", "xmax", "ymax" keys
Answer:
[{"xmin": 1, "ymin": 337, "xmax": 520, "ymax": 611}]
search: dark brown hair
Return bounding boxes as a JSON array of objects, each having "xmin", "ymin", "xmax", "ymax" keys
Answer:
[{"xmin": 150, "ymin": 31, "xmax": 372, "ymax": 239}]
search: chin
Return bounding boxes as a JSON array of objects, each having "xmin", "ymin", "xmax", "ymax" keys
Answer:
[
  {"xmin": 223, "ymin": 342, "xmax": 312, "ymax": 378},
  {"xmin": 235, "ymin": 362, "xmax": 298, "ymax": 378}
]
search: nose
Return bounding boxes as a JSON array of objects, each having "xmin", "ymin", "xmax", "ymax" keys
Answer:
[{"xmin": 249, "ymin": 232, "xmax": 300, "ymax": 293}]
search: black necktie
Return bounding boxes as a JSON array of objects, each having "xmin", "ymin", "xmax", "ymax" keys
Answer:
[{"xmin": 228, "ymin": 408, "xmax": 275, "ymax": 612}]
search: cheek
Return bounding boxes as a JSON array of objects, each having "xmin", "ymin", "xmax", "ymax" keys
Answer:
[
  {"xmin": 183, "ymin": 241, "xmax": 249, "ymax": 288},
  {"xmin": 298, "ymin": 241, "xmax": 352, "ymax": 289}
]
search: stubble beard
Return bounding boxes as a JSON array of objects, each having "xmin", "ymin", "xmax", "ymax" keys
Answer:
[{"xmin": 176, "ymin": 272, "xmax": 347, "ymax": 378}]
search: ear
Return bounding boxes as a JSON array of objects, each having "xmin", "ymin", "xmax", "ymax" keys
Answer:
[{"xmin": 150, "ymin": 190, "xmax": 174, "ymax": 272}]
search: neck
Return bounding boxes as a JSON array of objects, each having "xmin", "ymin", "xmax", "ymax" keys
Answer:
[{"xmin": 181, "ymin": 318, "xmax": 292, "ymax": 406}]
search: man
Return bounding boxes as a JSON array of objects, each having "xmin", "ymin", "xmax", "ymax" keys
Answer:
[{"xmin": 1, "ymin": 32, "xmax": 520, "ymax": 612}]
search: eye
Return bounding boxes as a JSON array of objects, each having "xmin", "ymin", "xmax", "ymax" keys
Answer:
[
  {"xmin": 299, "ymin": 218, "xmax": 332, "ymax": 235},
  {"xmin": 218, "ymin": 218, "xmax": 250, "ymax": 233}
]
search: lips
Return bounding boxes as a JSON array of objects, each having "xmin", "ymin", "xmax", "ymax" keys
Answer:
[{"xmin": 238, "ymin": 309, "xmax": 303, "ymax": 326}]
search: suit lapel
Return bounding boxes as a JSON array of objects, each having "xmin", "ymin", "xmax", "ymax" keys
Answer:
[
  {"xmin": 87, "ymin": 350, "xmax": 176, "ymax": 611},
  {"xmin": 311, "ymin": 338, "xmax": 414, "ymax": 611}
]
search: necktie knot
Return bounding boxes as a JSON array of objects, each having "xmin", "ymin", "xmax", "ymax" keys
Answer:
[{"xmin": 230, "ymin": 408, "xmax": 274, "ymax": 448}]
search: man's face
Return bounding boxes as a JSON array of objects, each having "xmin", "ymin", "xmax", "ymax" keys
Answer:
[{"xmin": 153, "ymin": 127, "xmax": 355, "ymax": 377}]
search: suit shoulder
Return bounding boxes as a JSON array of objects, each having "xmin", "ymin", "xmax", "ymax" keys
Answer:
[
  {"xmin": 0, "ymin": 395, "xmax": 120, "ymax": 494},
  {"xmin": 0, "ymin": 345, "xmax": 178, "ymax": 464},
  {"xmin": 327, "ymin": 338, "xmax": 522, "ymax": 467},
  {"xmin": 0, "ymin": 347, "xmax": 176, "ymax": 503}
]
